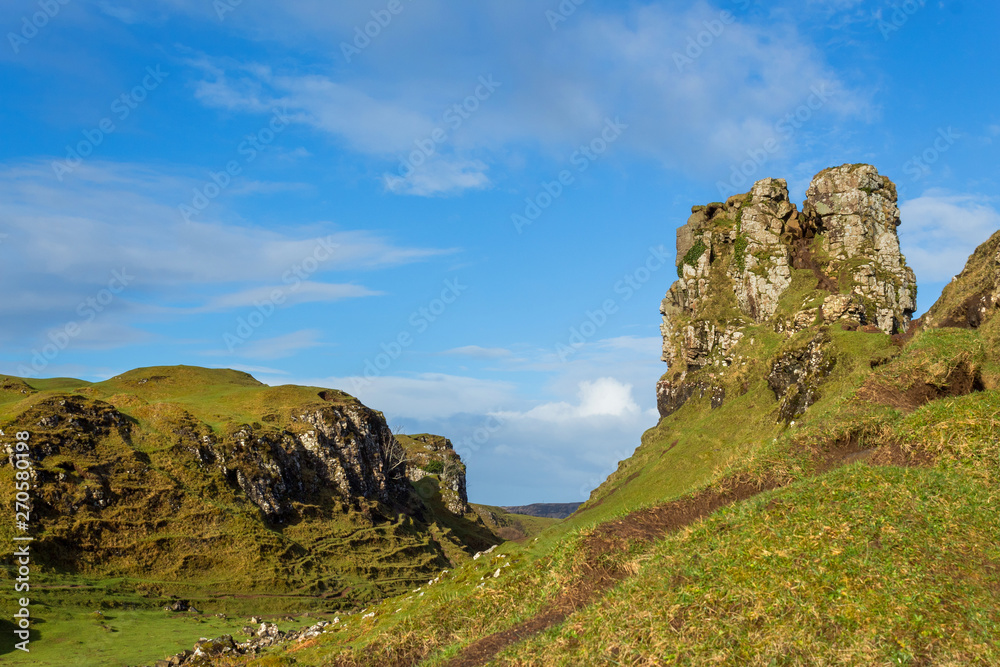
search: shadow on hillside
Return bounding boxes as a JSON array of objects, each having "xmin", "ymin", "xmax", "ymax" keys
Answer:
[
  {"xmin": 0, "ymin": 617, "xmax": 41, "ymax": 656},
  {"xmin": 411, "ymin": 477, "xmax": 501, "ymax": 554}
]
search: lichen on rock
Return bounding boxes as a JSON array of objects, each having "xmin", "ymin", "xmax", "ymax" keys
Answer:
[{"xmin": 657, "ymin": 164, "xmax": 918, "ymax": 421}]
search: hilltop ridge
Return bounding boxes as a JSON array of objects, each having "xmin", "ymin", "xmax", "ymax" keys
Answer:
[{"xmin": 0, "ymin": 366, "xmax": 500, "ymax": 612}]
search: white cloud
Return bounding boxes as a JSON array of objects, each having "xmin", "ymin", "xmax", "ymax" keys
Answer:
[
  {"xmin": 899, "ymin": 192, "xmax": 1000, "ymax": 282},
  {"xmin": 0, "ymin": 160, "xmax": 451, "ymax": 356},
  {"xmin": 231, "ymin": 329, "xmax": 325, "ymax": 361},
  {"xmin": 183, "ymin": 2, "xmax": 865, "ymax": 194},
  {"xmin": 383, "ymin": 158, "xmax": 491, "ymax": 197},
  {"xmin": 0, "ymin": 160, "xmax": 447, "ymax": 290},
  {"xmin": 298, "ymin": 373, "xmax": 520, "ymax": 421},
  {"xmin": 503, "ymin": 377, "xmax": 641, "ymax": 423},
  {"xmin": 98, "ymin": 2, "xmax": 143, "ymax": 24},
  {"xmin": 594, "ymin": 336, "xmax": 663, "ymax": 356},
  {"xmin": 442, "ymin": 345, "xmax": 514, "ymax": 359},
  {"xmin": 197, "ymin": 282, "xmax": 379, "ymax": 312}
]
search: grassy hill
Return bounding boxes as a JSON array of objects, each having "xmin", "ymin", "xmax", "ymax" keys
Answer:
[
  {"xmin": 202, "ymin": 232, "xmax": 1000, "ymax": 665},
  {"xmin": 0, "ymin": 367, "xmax": 507, "ymax": 665},
  {"xmin": 4, "ymin": 179, "xmax": 998, "ymax": 665}
]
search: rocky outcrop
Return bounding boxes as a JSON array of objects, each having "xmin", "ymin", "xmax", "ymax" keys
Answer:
[
  {"xmin": 802, "ymin": 164, "xmax": 917, "ymax": 334},
  {"xmin": 186, "ymin": 404, "xmax": 411, "ymax": 521},
  {"xmin": 656, "ymin": 374, "xmax": 726, "ymax": 418},
  {"xmin": 3, "ymin": 393, "xmax": 414, "ymax": 523},
  {"xmin": 657, "ymin": 164, "xmax": 917, "ymax": 421},
  {"xmin": 148, "ymin": 618, "xmax": 337, "ymax": 666},
  {"xmin": 1, "ymin": 395, "xmax": 132, "ymax": 462},
  {"xmin": 767, "ymin": 334, "xmax": 836, "ymax": 423},
  {"xmin": 398, "ymin": 434, "xmax": 470, "ymax": 515},
  {"xmin": 730, "ymin": 178, "xmax": 798, "ymax": 323}
]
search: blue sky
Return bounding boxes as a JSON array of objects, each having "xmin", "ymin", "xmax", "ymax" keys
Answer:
[{"xmin": 1, "ymin": 0, "xmax": 997, "ymax": 505}]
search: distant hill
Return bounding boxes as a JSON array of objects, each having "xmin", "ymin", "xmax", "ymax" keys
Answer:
[{"xmin": 501, "ymin": 502, "xmax": 581, "ymax": 519}]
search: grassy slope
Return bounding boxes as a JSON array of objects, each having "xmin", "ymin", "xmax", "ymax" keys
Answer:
[
  {"xmin": 0, "ymin": 367, "xmax": 503, "ymax": 666},
  {"xmin": 507, "ymin": 464, "xmax": 1000, "ymax": 665},
  {"xmin": 235, "ymin": 244, "xmax": 1000, "ymax": 664}
]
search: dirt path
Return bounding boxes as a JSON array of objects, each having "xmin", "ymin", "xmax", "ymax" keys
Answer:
[
  {"xmin": 440, "ymin": 435, "xmax": 916, "ymax": 667},
  {"xmin": 440, "ymin": 476, "xmax": 783, "ymax": 667}
]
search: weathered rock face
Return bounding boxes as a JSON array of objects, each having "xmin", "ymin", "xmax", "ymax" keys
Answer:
[
  {"xmin": 657, "ymin": 164, "xmax": 918, "ymax": 421},
  {"xmin": 187, "ymin": 404, "xmax": 411, "ymax": 521},
  {"xmin": 656, "ymin": 373, "xmax": 726, "ymax": 419},
  {"xmin": 767, "ymin": 333, "xmax": 836, "ymax": 423},
  {"xmin": 399, "ymin": 434, "xmax": 470, "ymax": 515},
  {"xmin": 730, "ymin": 178, "xmax": 797, "ymax": 323},
  {"xmin": 803, "ymin": 164, "xmax": 917, "ymax": 334}
]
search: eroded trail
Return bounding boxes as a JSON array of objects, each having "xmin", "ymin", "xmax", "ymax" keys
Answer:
[
  {"xmin": 439, "ymin": 438, "xmax": 919, "ymax": 667},
  {"xmin": 441, "ymin": 476, "xmax": 784, "ymax": 667}
]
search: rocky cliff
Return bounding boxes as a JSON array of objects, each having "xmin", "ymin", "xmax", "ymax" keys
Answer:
[
  {"xmin": 0, "ymin": 366, "xmax": 498, "ymax": 607},
  {"xmin": 187, "ymin": 402, "xmax": 411, "ymax": 521},
  {"xmin": 658, "ymin": 164, "xmax": 917, "ymax": 421},
  {"xmin": 397, "ymin": 433, "xmax": 470, "ymax": 515}
]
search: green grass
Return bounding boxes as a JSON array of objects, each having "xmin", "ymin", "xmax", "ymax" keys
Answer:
[
  {"xmin": 0, "ymin": 597, "xmax": 333, "ymax": 667},
  {"xmin": 504, "ymin": 464, "xmax": 1000, "ymax": 666},
  {"xmin": 3, "ymin": 300, "xmax": 999, "ymax": 667},
  {"xmin": 0, "ymin": 366, "xmax": 509, "ymax": 665},
  {"xmin": 223, "ymin": 307, "xmax": 1000, "ymax": 665}
]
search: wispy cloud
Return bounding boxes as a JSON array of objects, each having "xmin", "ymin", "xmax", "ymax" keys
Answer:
[
  {"xmin": 0, "ymin": 160, "xmax": 451, "ymax": 349},
  {"xmin": 196, "ymin": 282, "xmax": 379, "ymax": 313},
  {"xmin": 899, "ymin": 192, "xmax": 1000, "ymax": 283},
  {"xmin": 183, "ymin": 1, "xmax": 866, "ymax": 194},
  {"xmin": 442, "ymin": 345, "xmax": 514, "ymax": 360},
  {"xmin": 229, "ymin": 329, "xmax": 325, "ymax": 361}
]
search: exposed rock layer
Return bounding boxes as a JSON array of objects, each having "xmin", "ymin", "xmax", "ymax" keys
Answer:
[
  {"xmin": 398, "ymin": 433, "xmax": 470, "ymax": 515},
  {"xmin": 658, "ymin": 164, "xmax": 917, "ymax": 421}
]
